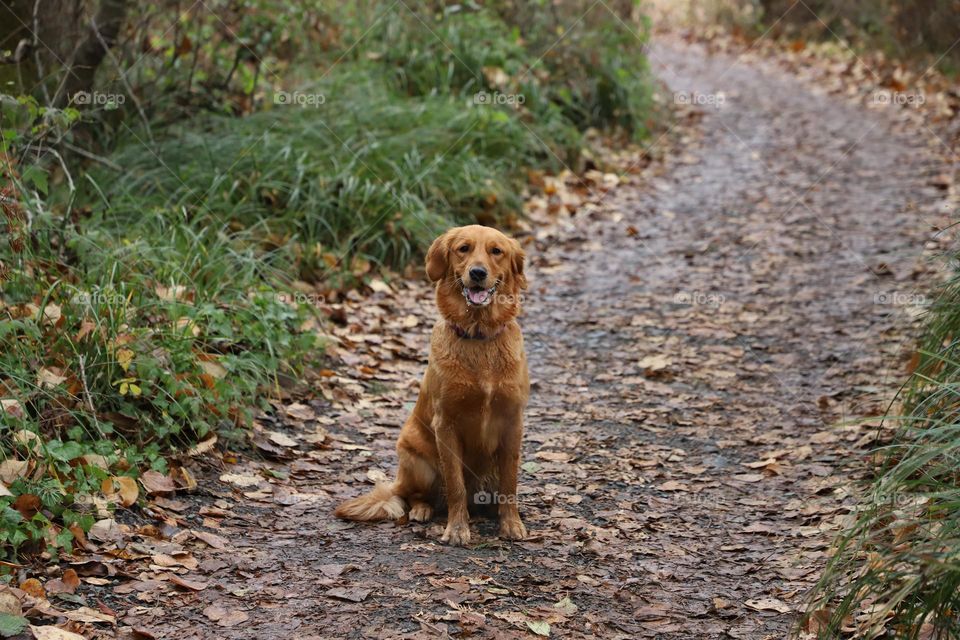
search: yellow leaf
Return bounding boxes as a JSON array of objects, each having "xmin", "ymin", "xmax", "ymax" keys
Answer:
[{"xmin": 116, "ymin": 348, "xmax": 134, "ymax": 372}]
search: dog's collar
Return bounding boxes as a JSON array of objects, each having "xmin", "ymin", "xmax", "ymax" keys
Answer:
[{"xmin": 449, "ymin": 321, "xmax": 506, "ymax": 340}]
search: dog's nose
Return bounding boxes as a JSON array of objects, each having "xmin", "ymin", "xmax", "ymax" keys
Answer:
[{"xmin": 469, "ymin": 266, "xmax": 487, "ymax": 283}]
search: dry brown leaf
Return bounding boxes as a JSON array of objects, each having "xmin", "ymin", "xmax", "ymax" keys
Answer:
[
  {"xmin": 0, "ymin": 590, "xmax": 21, "ymax": 616},
  {"xmin": 744, "ymin": 597, "xmax": 791, "ymax": 614},
  {"xmin": 165, "ymin": 573, "xmax": 208, "ymax": 591},
  {"xmin": 0, "ymin": 460, "xmax": 28, "ymax": 485},
  {"xmin": 44, "ymin": 569, "xmax": 80, "ymax": 595},
  {"xmin": 30, "ymin": 626, "xmax": 86, "ymax": 640},
  {"xmin": 101, "ymin": 476, "xmax": 139, "ymax": 507},
  {"xmin": 325, "ymin": 587, "xmax": 371, "ymax": 602},
  {"xmin": 268, "ymin": 431, "xmax": 298, "ymax": 447},
  {"xmin": 219, "ymin": 473, "xmax": 261, "ymax": 488},
  {"xmin": 192, "ymin": 530, "xmax": 229, "ymax": 550},
  {"xmin": 199, "ymin": 359, "xmax": 228, "ymax": 380},
  {"xmin": 0, "ymin": 399, "xmax": 24, "ymax": 419},
  {"xmin": 88, "ymin": 518, "xmax": 123, "ymax": 543},
  {"xmin": 140, "ymin": 470, "xmax": 176, "ymax": 495},
  {"xmin": 285, "ymin": 403, "xmax": 314, "ymax": 420},
  {"xmin": 61, "ymin": 606, "xmax": 116, "ymax": 624},
  {"xmin": 187, "ymin": 434, "xmax": 218, "ymax": 456},
  {"xmin": 18, "ymin": 579, "xmax": 44, "ymax": 600},
  {"xmin": 36, "ymin": 368, "xmax": 67, "ymax": 389}
]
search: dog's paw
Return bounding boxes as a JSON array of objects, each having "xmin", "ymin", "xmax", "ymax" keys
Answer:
[
  {"xmin": 440, "ymin": 520, "xmax": 471, "ymax": 546},
  {"xmin": 409, "ymin": 502, "xmax": 433, "ymax": 522},
  {"xmin": 499, "ymin": 517, "xmax": 527, "ymax": 541}
]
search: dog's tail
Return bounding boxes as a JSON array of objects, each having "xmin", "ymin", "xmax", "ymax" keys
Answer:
[{"xmin": 335, "ymin": 482, "xmax": 406, "ymax": 521}]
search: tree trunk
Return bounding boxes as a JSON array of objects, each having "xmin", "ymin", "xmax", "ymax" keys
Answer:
[{"xmin": 56, "ymin": 0, "xmax": 130, "ymax": 107}]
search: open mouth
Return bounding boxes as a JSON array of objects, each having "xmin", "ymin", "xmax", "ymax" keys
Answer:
[{"xmin": 462, "ymin": 284, "xmax": 496, "ymax": 306}]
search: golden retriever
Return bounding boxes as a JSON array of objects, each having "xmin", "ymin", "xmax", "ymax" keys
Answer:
[{"xmin": 335, "ymin": 225, "xmax": 529, "ymax": 546}]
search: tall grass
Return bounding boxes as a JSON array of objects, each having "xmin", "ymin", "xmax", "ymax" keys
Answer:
[{"xmin": 808, "ymin": 249, "xmax": 960, "ymax": 638}]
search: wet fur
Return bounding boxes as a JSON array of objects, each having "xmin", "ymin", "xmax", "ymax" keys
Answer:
[{"xmin": 335, "ymin": 225, "xmax": 529, "ymax": 545}]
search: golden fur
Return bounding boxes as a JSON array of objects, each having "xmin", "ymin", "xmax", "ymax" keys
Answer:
[{"xmin": 335, "ymin": 225, "xmax": 529, "ymax": 545}]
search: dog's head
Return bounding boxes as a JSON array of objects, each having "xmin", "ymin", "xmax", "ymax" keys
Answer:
[{"xmin": 426, "ymin": 225, "xmax": 526, "ymax": 328}]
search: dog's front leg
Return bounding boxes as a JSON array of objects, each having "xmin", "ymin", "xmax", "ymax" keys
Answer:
[
  {"xmin": 497, "ymin": 412, "xmax": 527, "ymax": 540},
  {"xmin": 435, "ymin": 421, "xmax": 471, "ymax": 546}
]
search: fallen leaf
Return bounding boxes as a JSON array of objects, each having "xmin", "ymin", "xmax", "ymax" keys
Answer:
[
  {"xmin": 37, "ymin": 368, "xmax": 66, "ymax": 389},
  {"xmin": 553, "ymin": 597, "xmax": 577, "ymax": 616},
  {"xmin": 202, "ymin": 605, "xmax": 249, "ymax": 628},
  {"xmin": 101, "ymin": 476, "xmax": 139, "ymax": 507},
  {"xmin": 534, "ymin": 451, "xmax": 572, "ymax": 462},
  {"xmin": 44, "ymin": 570, "xmax": 79, "ymax": 596},
  {"xmin": 219, "ymin": 473, "xmax": 261, "ymax": 488},
  {"xmin": 165, "ymin": 574, "xmax": 207, "ymax": 591},
  {"xmin": 0, "ymin": 613, "xmax": 26, "ymax": 637},
  {"xmin": 199, "ymin": 360, "xmax": 227, "ymax": 380},
  {"xmin": 285, "ymin": 403, "xmax": 314, "ymax": 420},
  {"xmin": 0, "ymin": 461, "xmax": 28, "ymax": 485},
  {"xmin": 526, "ymin": 620, "xmax": 551, "ymax": 637},
  {"xmin": 140, "ymin": 471, "xmax": 176, "ymax": 495},
  {"xmin": 268, "ymin": 431, "xmax": 298, "ymax": 448},
  {"xmin": 0, "ymin": 400, "xmax": 24, "ymax": 419},
  {"xmin": 88, "ymin": 518, "xmax": 123, "ymax": 543},
  {"xmin": 744, "ymin": 597, "xmax": 792, "ymax": 614},
  {"xmin": 61, "ymin": 606, "xmax": 116, "ymax": 624},
  {"xmin": 187, "ymin": 434, "xmax": 218, "ymax": 457},
  {"xmin": 18, "ymin": 579, "xmax": 43, "ymax": 600},
  {"xmin": 325, "ymin": 587, "xmax": 371, "ymax": 602},
  {"xmin": 192, "ymin": 530, "xmax": 229, "ymax": 550},
  {"xmin": 29, "ymin": 625, "xmax": 85, "ymax": 640}
]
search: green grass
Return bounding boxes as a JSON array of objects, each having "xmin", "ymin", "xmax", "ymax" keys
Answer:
[
  {"xmin": 87, "ymin": 70, "xmax": 565, "ymax": 284},
  {"xmin": 807, "ymin": 244, "xmax": 960, "ymax": 638}
]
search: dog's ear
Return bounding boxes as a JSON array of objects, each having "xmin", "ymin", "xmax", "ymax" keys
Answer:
[
  {"xmin": 425, "ymin": 231, "xmax": 451, "ymax": 282},
  {"xmin": 510, "ymin": 238, "xmax": 527, "ymax": 291}
]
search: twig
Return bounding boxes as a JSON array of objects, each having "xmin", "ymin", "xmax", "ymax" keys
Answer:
[{"xmin": 31, "ymin": 0, "xmax": 52, "ymax": 106}]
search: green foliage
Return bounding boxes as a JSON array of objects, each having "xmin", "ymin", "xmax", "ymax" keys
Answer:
[
  {"xmin": 0, "ymin": 96, "xmax": 318, "ymax": 561},
  {"xmin": 808, "ymin": 245, "xmax": 960, "ymax": 638},
  {"xmin": 0, "ymin": 612, "xmax": 28, "ymax": 637}
]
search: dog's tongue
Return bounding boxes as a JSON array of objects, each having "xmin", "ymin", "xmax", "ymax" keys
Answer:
[{"xmin": 468, "ymin": 288, "xmax": 489, "ymax": 304}]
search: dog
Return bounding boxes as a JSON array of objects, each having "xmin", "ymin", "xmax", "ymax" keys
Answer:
[{"xmin": 335, "ymin": 225, "xmax": 529, "ymax": 546}]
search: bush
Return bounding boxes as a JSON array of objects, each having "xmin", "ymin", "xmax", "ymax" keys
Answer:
[{"xmin": 1, "ymin": 97, "xmax": 317, "ymax": 560}]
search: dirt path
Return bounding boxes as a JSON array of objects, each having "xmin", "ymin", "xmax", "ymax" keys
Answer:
[{"xmin": 109, "ymin": 38, "xmax": 946, "ymax": 639}]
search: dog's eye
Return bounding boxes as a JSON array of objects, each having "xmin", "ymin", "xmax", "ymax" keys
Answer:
[
  {"xmin": 458, "ymin": 244, "xmax": 470, "ymax": 253},
  {"xmin": 491, "ymin": 247, "xmax": 502, "ymax": 255}
]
